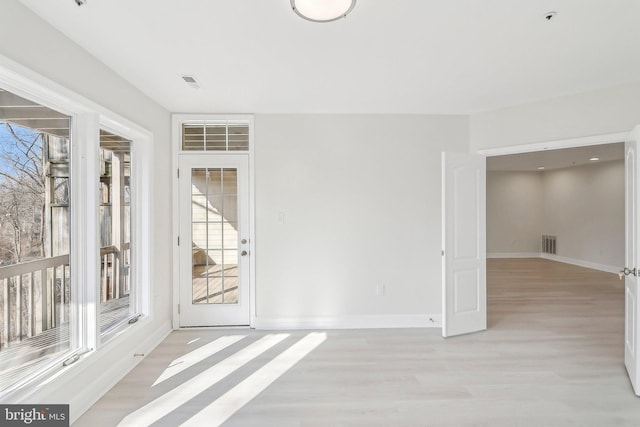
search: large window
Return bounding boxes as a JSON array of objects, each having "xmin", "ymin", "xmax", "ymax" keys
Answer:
[
  {"xmin": 0, "ymin": 80, "xmax": 150, "ymax": 395},
  {"xmin": 99, "ymin": 130, "xmax": 136, "ymax": 334},
  {"xmin": 0, "ymin": 89, "xmax": 74, "ymax": 392}
]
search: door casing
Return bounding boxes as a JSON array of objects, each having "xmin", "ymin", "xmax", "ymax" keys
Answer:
[
  {"xmin": 474, "ymin": 130, "xmax": 635, "ymax": 391},
  {"xmin": 171, "ymin": 114, "xmax": 256, "ymax": 329}
]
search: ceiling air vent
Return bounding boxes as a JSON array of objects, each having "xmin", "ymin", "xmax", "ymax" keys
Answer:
[{"xmin": 181, "ymin": 75, "xmax": 200, "ymax": 90}]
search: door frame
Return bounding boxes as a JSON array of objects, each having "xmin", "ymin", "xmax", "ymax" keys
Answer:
[
  {"xmin": 474, "ymin": 131, "xmax": 631, "ymax": 348},
  {"xmin": 477, "ymin": 131, "xmax": 629, "ymax": 282},
  {"xmin": 447, "ymin": 131, "xmax": 630, "ymax": 336},
  {"xmin": 477, "ymin": 132, "xmax": 629, "ymax": 158},
  {"xmin": 171, "ymin": 114, "xmax": 256, "ymax": 329}
]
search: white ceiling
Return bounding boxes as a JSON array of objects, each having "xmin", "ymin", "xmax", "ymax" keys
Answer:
[
  {"xmin": 18, "ymin": 0, "xmax": 640, "ymax": 115},
  {"xmin": 487, "ymin": 142, "xmax": 625, "ymax": 171}
]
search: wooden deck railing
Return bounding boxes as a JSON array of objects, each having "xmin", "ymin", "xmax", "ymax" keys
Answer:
[
  {"xmin": 0, "ymin": 244, "xmax": 130, "ymax": 349},
  {"xmin": 100, "ymin": 242, "xmax": 130, "ymax": 302},
  {"xmin": 0, "ymin": 255, "xmax": 70, "ymax": 349}
]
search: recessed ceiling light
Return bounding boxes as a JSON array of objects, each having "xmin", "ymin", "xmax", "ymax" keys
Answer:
[
  {"xmin": 181, "ymin": 75, "xmax": 200, "ymax": 90},
  {"xmin": 537, "ymin": 166, "xmax": 545, "ymax": 170},
  {"xmin": 590, "ymin": 157, "xmax": 600, "ymax": 161}
]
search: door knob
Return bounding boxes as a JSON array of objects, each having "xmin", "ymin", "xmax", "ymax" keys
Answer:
[
  {"xmin": 241, "ymin": 250, "xmax": 249, "ymax": 256},
  {"xmin": 241, "ymin": 239, "xmax": 248, "ymax": 244}
]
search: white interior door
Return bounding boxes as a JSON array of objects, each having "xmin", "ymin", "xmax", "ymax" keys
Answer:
[
  {"xmin": 178, "ymin": 154, "xmax": 250, "ymax": 326},
  {"xmin": 624, "ymin": 126, "xmax": 640, "ymax": 394},
  {"xmin": 442, "ymin": 152, "xmax": 487, "ymax": 337}
]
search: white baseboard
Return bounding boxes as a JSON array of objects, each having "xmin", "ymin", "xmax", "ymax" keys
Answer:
[
  {"xmin": 489, "ymin": 252, "xmax": 618, "ymax": 274},
  {"xmin": 540, "ymin": 253, "xmax": 619, "ymax": 274},
  {"xmin": 488, "ymin": 252, "xmax": 540, "ymax": 258},
  {"xmin": 254, "ymin": 314, "xmax": 441, "ymax": 330}
]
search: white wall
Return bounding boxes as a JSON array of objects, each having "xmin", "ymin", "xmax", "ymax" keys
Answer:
[
  {"xmin": 470, "ymin": 83, "xmax": 640, "ymax": 151},
  {"xmin": 487, "ymin": 171, "xmax": 542, "ymax": 255},
  {"xmin": 486, "ymin": 161, "xmax": 624, "ymax": 270},
  {"xmin": 4, "ymin": 0, "xmax": 632, "ymax": 415},
  {"xmin": 0, "ymin": 0, "xmax": 172, "ymax": 422},
  {"xmin": 473, "ymin": 79, "xmax": 635, "ymax": 272},
  {"xmin": 542, "ymin": 160, "xmax": 624, "ymax": 269},
  {"xmin": 254, "ymin": 115, "xmax": 469, "ymax": 327}
]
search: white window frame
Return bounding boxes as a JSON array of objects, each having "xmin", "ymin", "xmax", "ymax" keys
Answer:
[
  {"xmin": 171, "ymin": 114, "xmax": 256, "ymax": 329},
  {"xmin": 96, "ymin": 117, "xmax": 152, "ymax": 345},
  {"xmin": 0, "ymin": 54, "xmax": 153, "ymax": 398}
]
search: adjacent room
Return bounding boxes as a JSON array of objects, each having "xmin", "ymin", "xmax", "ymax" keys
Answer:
[
  {"xmin": 485, "ymin": 142, "xmax": 626, "ymax": 354},
  {"xmin": 1, "ymin": 0, "xmax": 640, "ymax": 425},
  {"xmin": 487, "ymin": 143, "xmax": 625, "ymax": 270}
]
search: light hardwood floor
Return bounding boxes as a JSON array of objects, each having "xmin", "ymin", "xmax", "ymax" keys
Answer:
[{"xmin": 74, "ymin": 259, "xmax": 640, "ymax": 426}]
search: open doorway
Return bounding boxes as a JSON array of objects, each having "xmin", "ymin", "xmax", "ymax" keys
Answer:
[
  {"xmin": 442, "ymin": 129, "xmax": 640, "ymax": 393},
  {"xmin": 484, "ymin": 142, "xmax": 625, "ymax": 328},
  {"xmin": 486, "ymin": 142, "xmax": 624, "ymax": 269}
]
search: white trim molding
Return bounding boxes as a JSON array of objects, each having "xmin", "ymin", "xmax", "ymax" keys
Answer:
[
  {"xmin": 253, "ymin": 314, "xmax": 441, "ymax": 330},
  {"xmin": 478, "ymin": 131, "xmax": 629, "ymax": 157}
]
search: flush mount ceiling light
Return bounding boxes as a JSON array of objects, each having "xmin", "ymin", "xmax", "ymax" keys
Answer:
[
  {"xmin": 291, "ymin": 0, "xmax": 356, "ymax": 23},
  {"xmin": 590, "ymin": 157, "xmax": 600, "ymax": 161}
]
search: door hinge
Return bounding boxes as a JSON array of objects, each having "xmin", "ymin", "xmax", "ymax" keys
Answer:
[
  {"xmin": 178, "ymin": 236, "xmax": 180, "ymax": 246},
  {"xmin": 177, "ymin": 168, "xmax": 180, "ymax": 178},
  {"xmin": 178, "ymin": 304, "xmax": 180, "ymax": 314}
]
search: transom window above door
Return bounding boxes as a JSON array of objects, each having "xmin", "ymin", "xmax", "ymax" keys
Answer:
[
  {"xmin": 182, "ymin": 121, "xmax": 249, "ymax": 152},
  {"xmin": 173, "ymin": 114, "xmax": 253, "ymax": 328}
]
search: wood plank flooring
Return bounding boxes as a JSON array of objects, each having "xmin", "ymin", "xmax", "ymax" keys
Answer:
[{"xmin": 74, "ymin": 259, "xmax": 640, "ymax": 426}]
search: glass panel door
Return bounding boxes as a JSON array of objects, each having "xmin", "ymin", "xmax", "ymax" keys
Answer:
[
  {"xmin": 179, "ymin": 155, "xmax": 250, "ymax": 326},
  {"xmin": 191, "ymin": 168, "xmax": 238, "ymax": 304}
]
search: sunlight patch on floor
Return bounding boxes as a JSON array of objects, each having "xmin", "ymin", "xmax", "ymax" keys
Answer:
[
  {"xmin": 152, "ymin": 335, "xmax": 246, "ymax": 386},
  {"xmin": 181, "ymin": 332, "xmax": 327, "ymax": 426},
  {"xmin": 118, "ymin": 334, "xmax": 289, "ymax": 427}
]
